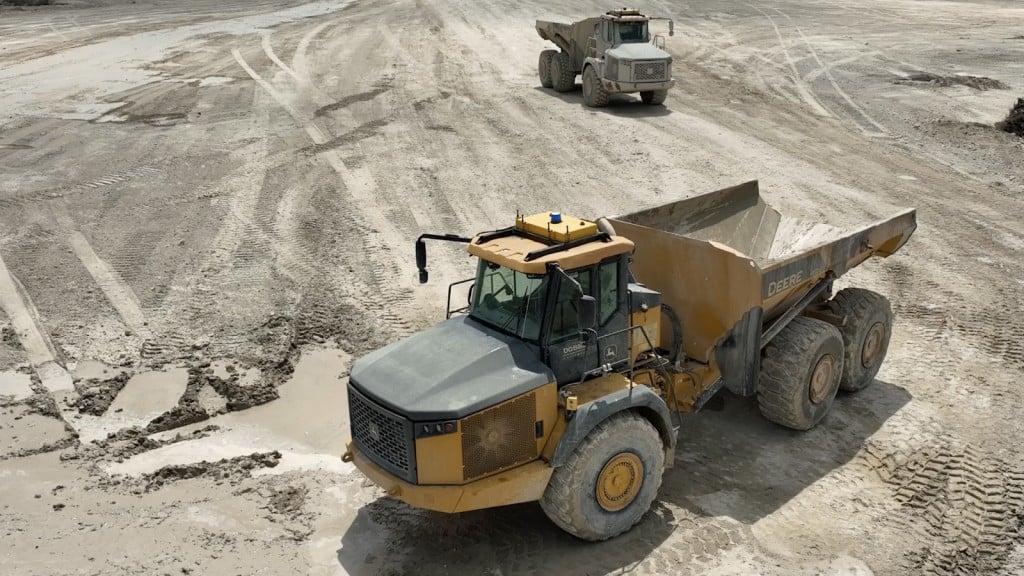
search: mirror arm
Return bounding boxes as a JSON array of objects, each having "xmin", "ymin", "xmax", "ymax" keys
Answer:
[{"xmin": 416, "ymin": 233, "xmax": 473, "ymax": 284}]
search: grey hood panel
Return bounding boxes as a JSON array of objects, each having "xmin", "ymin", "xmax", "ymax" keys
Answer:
[
  {"xmin": 606, "ymin": 43, "xmax": 671, "ymax": 62},
  {"xmin": 349, "ymin": 316, "xmax": 555, "ymax": 420}
]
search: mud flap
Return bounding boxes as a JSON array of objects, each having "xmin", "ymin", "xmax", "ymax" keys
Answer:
[{"xmin": 715, "ymin": 306, "xmax": 763, "ymax": 397}]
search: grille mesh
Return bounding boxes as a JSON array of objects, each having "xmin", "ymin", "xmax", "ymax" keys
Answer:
[
  {"xmin": 461, "ymin": 392, "xmax": 537, "ymax": 481},
  {"xmin": 633, "ymin": 61, "xmax": 667, "ymax": 81},
  {"xmin": 349, "ymin": 385, "xmax": 415, "ymax": 482}
]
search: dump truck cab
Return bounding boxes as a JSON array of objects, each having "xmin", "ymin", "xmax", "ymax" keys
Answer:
[
  {"xmin": 536, "ymin": 8, "xmax": 675, "ymax": 107},
  {"xmin": 345, "ymin": 214, "xmax": 664, "ymax": 500},
  {"xmin": 465, "ymin": 214, "xmax": 636, "ymax": 385}
]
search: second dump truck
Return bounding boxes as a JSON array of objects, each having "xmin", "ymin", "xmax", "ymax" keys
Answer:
[
  {"xmin": 536, "ymin": 8, "xmax": 675, "ymax": 107},
  {"xmin": 343, "ymin": 181, "xmax": 916, "ymax": 540}
]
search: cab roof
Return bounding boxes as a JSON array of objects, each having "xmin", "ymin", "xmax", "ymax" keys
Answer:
[
  {"xmin": 602, "ymin": 8, "xmax": 650, "ymax": 22},
  {"xmin": 467, "ymin": 230, "xmax": 634, "ymax": 275}
]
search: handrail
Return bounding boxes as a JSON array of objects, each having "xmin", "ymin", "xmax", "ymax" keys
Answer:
[
  {"xmin": 445, "ymin": 277, "xmax": 475, "ymax": 319},
  {"xmin": 576, "ymin": 322, "xmax": 683, "ymax": 431}
]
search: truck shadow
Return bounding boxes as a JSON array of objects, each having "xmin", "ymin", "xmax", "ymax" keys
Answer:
[
  {"xmin": 335, "ymin": 379, "xmax": 909, "ymax": 575},
  {"xmin": 666, "ymin": 378, "xmax": 912, "ymax": 524},
  {"xmin": 531, "ymin": 86, "xmax": 673, "ymax": 118}
]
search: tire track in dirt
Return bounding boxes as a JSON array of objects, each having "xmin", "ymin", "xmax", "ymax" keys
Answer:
[
  {"xmin": 749, "ymin": 5, "xmax": 833, "ymax": 118},
  {"xmin": 233, "ymin": 35, "xmax": 419, "ymax": 342},
  {"xmin": 860, "ymin": 433, "xmax": 1024, "ymax": 575},
  {"xmin": 0, "ymin": 253, "xmax": 74, "ymax": 396},
  {"xmin": 770, "ymin": 8, "xmax": 889, "ymax": 138}
]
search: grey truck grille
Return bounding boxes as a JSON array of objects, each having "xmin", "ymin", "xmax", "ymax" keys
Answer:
[
  {"xmin": 348, "ymin": 383, "xmax": 416, "ymax": 483},
  {"xmin": 633, "ymin": 61, "xmax": 667, "ymax": 82}
]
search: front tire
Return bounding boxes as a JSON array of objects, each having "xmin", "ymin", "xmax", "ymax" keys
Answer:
[
  {"xmin": 640, "ymin": 89, "xmax": 668, "ymax": 105},
  {"xmin": 538, "ymin": 49, "xmax": 557, "ymax": 88},
  {"xmin": 582, "ymin": 66, "xmax": 610, "ymax": 107},
  {"xmin": 831, "ymin": 288, "xmax": 893, "ymax": 392},
  {"xmin": 550, "ymin": 51, "xmax": 575, "ymax": 93},
  {"xmin": 540, "ymin": 412, "xmax": 664, "ymax": 541},
  {"xmin": 758, "ymin": 316, "xmax": 844, "ymax": 430}
]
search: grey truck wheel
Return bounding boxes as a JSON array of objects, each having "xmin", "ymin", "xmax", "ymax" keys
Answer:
[
  {"xmin": 550, "ymin": 51, "xmax": 575, "ymax": 92},
  {"xmin": 758, "ymin": 316, "xmax": 844, "ymax": 430},
  {"xmin": 582, "ymin": 66, "xmax": 610, "ymax": 107},
  {"xmin": 831, "ymin": 288, "xmax": 892, "ymax": 392},
  {"xmin": 540, "ymin": 412, "xmax": 665, "ymax": 541},
  {"xmin": 640, "ymin": 89, "xmax": 668, "ymax": 105},
  {"xmin": 538, "ymin": 49, "xmax": 556, "ymax": 88}
]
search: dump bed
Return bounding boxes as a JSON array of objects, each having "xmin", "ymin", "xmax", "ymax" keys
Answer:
[
  {"xmin": 536, "ymin": 18, "xmax": 600, "ymax": 70},
  {"xmin": 609, "ymin": 181, "xmax": 916, "ymax": 364}
]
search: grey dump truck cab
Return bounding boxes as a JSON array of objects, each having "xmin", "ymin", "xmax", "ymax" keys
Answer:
[{"xmin": 536, "ymin": 8, "xmax": 675, "ymax": 107}]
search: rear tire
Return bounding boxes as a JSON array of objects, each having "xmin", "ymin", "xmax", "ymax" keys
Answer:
[
  {"xmin": 640, "ymin": 90, "xmax": 668, "ymax": 105},
  {"xmin": 550, "ymin": 52, "xmax": 576, "ymax": 93},
  {"xmin": 582, "ymin": 66, "xmax": 610, "ymax": 107},
  {"xmin": 831, "ymin": 288, "xmax": 893, "ymax": 392},
  {"xmin": 540, "ymin": 412, "xmax": 664, "ymax": 541},
  {"xmin": 538, "ymin": 50, "xmax": 556, "ymax": 88},
  {"xmin": 758, "ymin": 316, "xmax": 844, "ymax": 430}
]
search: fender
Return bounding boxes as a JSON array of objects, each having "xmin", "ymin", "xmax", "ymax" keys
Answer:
[{"xmin": 550, "ymin": 385, "xmax": 676, "ymax": 468}]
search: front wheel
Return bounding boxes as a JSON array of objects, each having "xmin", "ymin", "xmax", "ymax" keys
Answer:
[
  {"xmin": 582, "ymin": 66, "xmax": 610, "ymax": 107},
  {"xmin": 540, "ymin": 412, "xmax": 664, "ymax": 541},
  {"xmin": 640, "ymin": 90, "xmax": 668, "ymax": 105}
]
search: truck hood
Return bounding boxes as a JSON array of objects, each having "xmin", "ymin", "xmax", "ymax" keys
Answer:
[
  {"xmin": 349, "ymin": 315, "xmax": 555, "ymax": 420},
  {"xmin": 607, "ymin": 42, "xmax": 671, "ymax": 62}
]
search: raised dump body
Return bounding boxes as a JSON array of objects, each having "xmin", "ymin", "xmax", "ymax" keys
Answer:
[
  {"xmin": 610, "ymin": 180, "xmax": 915, "ymax": 391},
  {"xmin": 536, "ymin": 18, "xmax": 600, "ymax": 71}
]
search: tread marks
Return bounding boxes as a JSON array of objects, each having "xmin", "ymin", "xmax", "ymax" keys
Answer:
[{"xmin": 864, "ymin": 437, "xmax": 1024, "ymax": 575}]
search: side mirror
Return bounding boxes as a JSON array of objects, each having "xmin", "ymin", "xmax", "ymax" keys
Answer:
[
  {"xmin": 669, "ymin": 20, "xmax": 674, "ymax": 37},
  {"xmin": 578, "ymin": 295, "xmax": 597, "ymax": 332},
  {"xmin": 415, "ymin": 239, "xmax": 428, "ymax": 284}
]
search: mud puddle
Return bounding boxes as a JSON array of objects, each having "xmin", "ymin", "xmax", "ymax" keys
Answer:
[
  {"xmin": 0, "ymin": 371, "xmax": 33, "ymax": 401},
  {"xmin": 73, "ymin": 367, "xmax": 188, "ymax": 442},
  {"xmin": 105, "ymin": 347, "xmax": 352, "ymax": 477}
]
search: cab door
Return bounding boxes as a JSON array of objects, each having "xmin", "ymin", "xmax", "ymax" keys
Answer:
[{"xmin": 544, "ymin": 257, "xmax": 628, "ymax": 384}]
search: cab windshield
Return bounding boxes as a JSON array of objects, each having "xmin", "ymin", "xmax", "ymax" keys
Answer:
[
  {"xmin": 469, "ymin": 261, "xmax": 549, "ymax": 341},
  {"xmin": 617, "ymin": 22, "xmax": 648, "ymax": 43}
]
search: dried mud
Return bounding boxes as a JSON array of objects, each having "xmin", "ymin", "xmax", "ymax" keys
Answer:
[
  {"xmin": 895, "ymin": 72, "xmax": 1009, "ymax": 91},
  {"xmin": 71, "ymin": 371, "xmax": 129, "ymax": 416},
  {"xmin": 131, "ymin": 450, "xmax": 282, "ymax": 492},
  {"xmin": 145, "ymin": 362, "xmax": 283, "ymax": 433}
]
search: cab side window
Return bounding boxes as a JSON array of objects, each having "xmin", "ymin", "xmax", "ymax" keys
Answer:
[
  {"xmin": 599, "ymin": 260, "xmax": 619, "ymax": 324},
  {"xmin": 550, "ymin": 270, "xmax": 593, "ymax": 342}
]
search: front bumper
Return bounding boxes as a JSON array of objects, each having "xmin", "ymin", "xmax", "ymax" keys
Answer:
[
  {"xmin": 600, "ymin": 79, "xmax": 675, "ymax": 93},
  {"xmin": 344, "ymin": 442, "xmax": 553, "ymax": 513}
]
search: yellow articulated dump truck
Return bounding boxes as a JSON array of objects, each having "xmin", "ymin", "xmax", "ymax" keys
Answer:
[{"xmin": 341, "ymin": 181, "xmax": 916, "ymax": 540}]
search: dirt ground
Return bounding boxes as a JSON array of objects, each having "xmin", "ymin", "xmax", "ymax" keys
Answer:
[{"xmin": 1, "ymin": 0, "xmax": 1023, "ymax": 574}]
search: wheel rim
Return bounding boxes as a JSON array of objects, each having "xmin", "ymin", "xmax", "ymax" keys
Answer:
[
  {"xmin": 861, "ymin": 322, "xmax": 886, "ymax": 368},
  {"xmin": 809, "ymin": 354, "xmax": 836, "ymax": 404},
  {"xmin": 583, "ymin": 70, "xmax": 593, "ymax": 101},
  {"xmin": 596, "ymin": 452, "xmax": 643, "ymax": 512}
]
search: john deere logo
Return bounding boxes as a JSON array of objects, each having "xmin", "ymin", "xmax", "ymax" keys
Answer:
[{"xmin": 368, "ymin": 422, "xmax": 380, "ymax": 442}]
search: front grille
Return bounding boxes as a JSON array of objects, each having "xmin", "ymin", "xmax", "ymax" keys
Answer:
[
  {"xmin": 349, "ymin": 383, "xmax": 416, "ymax": 483},
  {"xmin": 461, "ymin": 392, "xmax": 537, "ymax": 481},
  {"xmin": 633, "ymin": 61, "xmax": 667, "ymax": 82}
]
